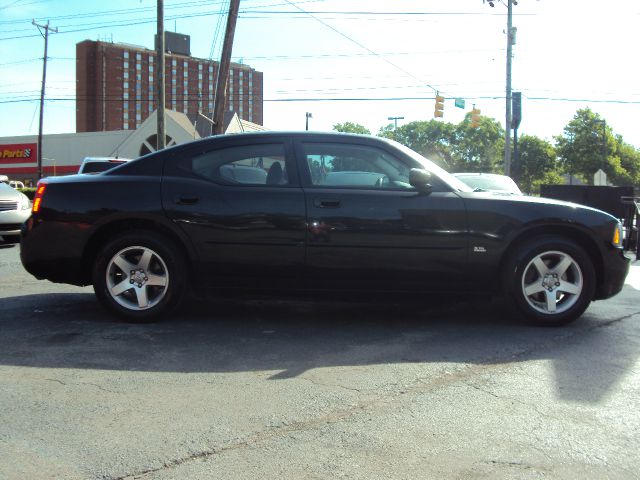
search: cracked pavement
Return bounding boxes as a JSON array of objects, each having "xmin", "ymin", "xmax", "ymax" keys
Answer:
[{"xmin": 0, "ymin": 243, "xmax": 639, "ymax": 479}]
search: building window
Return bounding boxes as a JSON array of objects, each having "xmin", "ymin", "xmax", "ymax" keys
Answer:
[
  {"xmin": 183, "ymin": 61, "xmax": 189, "ymax": 113},
  {"xmin": 148, "ymin": 55, "xmax": 154, "ymax": 112},
  {"xmin": 238, "ymin": 71, "xmax": 244, "ymax": 118},
  {"xmin": 229, "ymin": 70, "xmax": 234, "ymax": 111},
  {"xmin": 208, "ymin": 64, "xmax": 214, "ymax": 115},
  {"xmin": 171, "ymin": 59, "xmax": 177, "ymax": 110}
]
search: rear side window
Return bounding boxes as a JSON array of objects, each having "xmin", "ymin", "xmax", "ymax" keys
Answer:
[{"xmin": 183, "ymin": 144, "xmax": 289, "ymax": 186}]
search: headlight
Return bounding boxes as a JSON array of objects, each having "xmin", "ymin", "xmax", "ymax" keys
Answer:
[
  {"xmin": 18, "ymin": 193, "xmax": 30, "ymax": 211},
  {"xmin": 612, "ymin": 222, "xmax": 623, "ymax": 248}
]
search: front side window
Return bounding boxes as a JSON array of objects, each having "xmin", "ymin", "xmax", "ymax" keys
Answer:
[
  {"xmin": 183, "ymin": 144, "xmax": 289, "ymax": 186},
  {"xmin": 302, "ymin": 143, "xmax": 413, "ymax": 190}
]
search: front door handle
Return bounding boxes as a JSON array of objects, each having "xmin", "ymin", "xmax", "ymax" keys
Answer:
[
  {"xmin": 175, "ymin": 195, "xmax": 199, "ymax": 205},
  {"xmin": 314, "ymin": 198, "xmax": 341, "ymax": 208}
]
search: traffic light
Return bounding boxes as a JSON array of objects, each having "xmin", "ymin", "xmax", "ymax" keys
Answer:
[
  {"xmin": 471, "ymin": 107, "xmax": 481, "ymax": 128},
  {"xmin": 434, "ymin": 94, "xmax": 445, "ymax": 118},
  {"xmin": 511, "ymin": 92, "xmax": 522, "ymax": 129}
]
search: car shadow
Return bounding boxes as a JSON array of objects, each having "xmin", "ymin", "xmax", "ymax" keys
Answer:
[{"xmin": 0, "ymin": 290, "xmax": 637, "ymax": 405}]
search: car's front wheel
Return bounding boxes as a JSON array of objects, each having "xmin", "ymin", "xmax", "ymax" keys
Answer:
[
  {"xmin": 92, "ymin": 231, "xmax": 187, "ymax": 321},
  {"xmin": 504, "ymin": 236, "xmax": 596, "ymax": 326}
]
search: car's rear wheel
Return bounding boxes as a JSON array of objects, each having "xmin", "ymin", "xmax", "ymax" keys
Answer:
[
  {"xmin": 504, "ymin": 236, "xmax": 596, "ymax": 326},
  {"xmin": 92, "ymin": 231, "xmax": 186, "ymax": 322}
]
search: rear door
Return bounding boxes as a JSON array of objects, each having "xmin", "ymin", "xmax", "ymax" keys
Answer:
[
  {"xmin": 295, "ymin": 138, "xmax": 469, "ymax": 292},
  {"xmin": 162, "ymin": 136, "xmax": 307, "ymax": 290}
]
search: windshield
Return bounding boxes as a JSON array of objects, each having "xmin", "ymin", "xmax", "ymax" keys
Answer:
[{"xmin": 387, "ymin": 140, "xmax": 473, "ymax": 192}]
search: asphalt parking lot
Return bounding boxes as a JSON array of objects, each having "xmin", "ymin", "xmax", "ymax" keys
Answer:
[{"xmin": 1, "ymin": 240, "xmax": 639, "ymax": 480}]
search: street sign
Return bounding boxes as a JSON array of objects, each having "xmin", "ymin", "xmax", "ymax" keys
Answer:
[
  {"xmin": 455, "ymin": 98, "xmax": 465, "ymax": 109},
  {"xmin": 594, "ymin": 169, "xmax": 607, "ymax": 186}
]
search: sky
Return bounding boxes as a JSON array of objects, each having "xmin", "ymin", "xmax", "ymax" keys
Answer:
[{"xmin": 1, "ymin": 0, "xmax": 639, "ymax": 149}]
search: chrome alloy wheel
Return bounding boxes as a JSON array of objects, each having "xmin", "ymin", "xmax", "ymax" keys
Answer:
[
  {"xmin": 521, "ymin": 250, "xmax": 583, "ymax": 315},
  {"xmin": 105, "ymin": 245, "xmax": 169, "ymax": 311}
]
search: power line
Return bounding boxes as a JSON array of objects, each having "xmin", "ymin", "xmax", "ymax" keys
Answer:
[
  {"xmin": 0, "ymin": 4, "xmax": 527, "ymax": 40},
  {"xmin": 4, "ymin": 95, "xmax": 640, "ymax": 105},
  {"xmin": 232, "ymin": 48, "xmax": 506, "ymax": 61},
  {"xmin": 282, "ymin": 0, "xmax": 439, "ymax": 95},
  {"xmin": 0, "ymin": 0, "xmax": 326, "ymax": 28},
  {"xmin": 208, "ymin": 0, "xmax": 229, "ymax": 60}
]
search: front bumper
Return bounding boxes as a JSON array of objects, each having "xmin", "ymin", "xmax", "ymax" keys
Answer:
[
  {"xmin": 594, "ymin": 248, "xmax": 631, "ymax": 300},
  {"xmin": 0, "ymin": 210, "xmax": 30, "ymax": 236}
]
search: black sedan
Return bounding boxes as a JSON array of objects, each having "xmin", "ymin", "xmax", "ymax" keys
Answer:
[{"xmin": 20, "ymin": 132, "xmax": 629, "ymax": 325}]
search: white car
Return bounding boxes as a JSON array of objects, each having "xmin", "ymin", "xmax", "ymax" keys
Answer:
[
  {"xmin": 0, "ymin": 182, "xmax": 31, "ymax": 243},
  {"xmin": 78, "ymin": 157, "xmax": 132, "ymax": 174},
  {"xmin": 453, "ymin": 173, "xmax": 522, "ymax": 195}
]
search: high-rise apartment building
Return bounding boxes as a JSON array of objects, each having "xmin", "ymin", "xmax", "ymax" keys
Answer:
[{"xmin": 76, "ymin": 39, "xmax": 263, "ymax": 133}]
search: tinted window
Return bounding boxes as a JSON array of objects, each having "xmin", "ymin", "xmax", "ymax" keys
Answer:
[
  {"xmin": 302, "ymin": 143, "xmax": 413, "ymax": 190},
  {"xmin": 186, "ymin": 144, "xmax": 288, "ymax": 186}
]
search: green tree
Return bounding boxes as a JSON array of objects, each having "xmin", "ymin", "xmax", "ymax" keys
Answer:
[
  {"xmin": 555, "ymin": 108, "xmax": 615, "ymax": 184},
  {"xmin": 333, "ymin": 122, "xmax": 371, "ymax": 135},
  {"xmin": 378, "ymin": 120, "xmax": 456, "ymax": 169},
  {"xmin": 450, "ymin": 113, "xmax": 505, "ymax": 173},
  {"xmin": 609, "ymin": 135, "xmax": 640, "ymax": 186},
  {"xmin": 515, "ymin": 135, "xmax": 562, "ymax": 195}
]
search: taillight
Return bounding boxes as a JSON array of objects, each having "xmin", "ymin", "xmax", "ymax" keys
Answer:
[{"xmin": 32, "ymin": 183, "xmax": 47, "ymax": 213}]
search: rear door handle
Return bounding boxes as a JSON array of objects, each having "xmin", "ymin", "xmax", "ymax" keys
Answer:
[
  {"xmin": 314, "ymin": 198, "xmax": 341, "ymax": 208},
  {"xmin": 175, "ymin": 195, "xmax": 199, "ymax": 205}
]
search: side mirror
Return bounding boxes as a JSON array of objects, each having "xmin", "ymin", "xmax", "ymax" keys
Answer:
[{"xmin": 409, "ymin": 168, "xmax": 433, "ymax": 193}]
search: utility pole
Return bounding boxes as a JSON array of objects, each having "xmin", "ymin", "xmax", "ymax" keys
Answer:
[
  {"xmin": 504, "ymin": 0, "xmax": 514, "ymax": 176},
  {"xmin": 156, "ymin": 0, "xmax": 166, "ymax": 150},
  {"xmin": 305, "ymin": 112, "xmax": 313, "ymax": 131},
  {"xmin": 212, "ymin": 0, "xmax": 240, "ymax": 135},
  {"xmin": 32, "ymin": 20, "xmax": 57, "ymax": 181}
]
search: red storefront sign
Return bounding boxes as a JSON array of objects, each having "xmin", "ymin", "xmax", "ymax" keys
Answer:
[{"xmin": 0, "ymin": 143, "xmax": 37, "ymax": 164}]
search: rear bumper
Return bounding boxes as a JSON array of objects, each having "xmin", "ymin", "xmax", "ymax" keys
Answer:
[
  {"xmin": 20, "ymin": 218, "xmax": 89, "ymax": 286},
  {"xmin": 594, "ymin": 248, "xmax": 630, "ymax": 300}
]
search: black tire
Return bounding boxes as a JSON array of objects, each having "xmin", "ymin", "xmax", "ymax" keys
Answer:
[
  {"xmin": 92, "ymin": 230, "xmax": 187, "ymax": 322},
  {"xmin": 503, "ymin": 235, "xmax": 596, "ymax": 327}
]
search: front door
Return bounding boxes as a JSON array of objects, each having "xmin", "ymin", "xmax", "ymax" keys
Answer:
[{"xmin": 296, "ymin": 140, "xmax": 469, "ymax": 292}]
